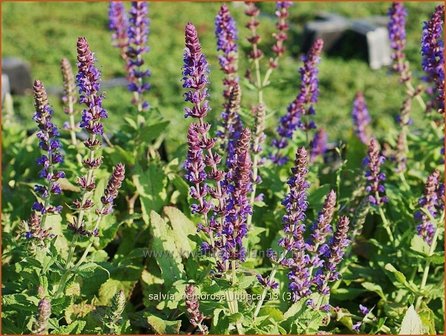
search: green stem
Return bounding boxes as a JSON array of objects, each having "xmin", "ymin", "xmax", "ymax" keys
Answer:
[
  {"xmin": 378, "ymin": 206, "xmax": 394, "ymax": 243},
  {"xmin": 415, "ymin": 222, "xmax": 440, "ymax": 309}
]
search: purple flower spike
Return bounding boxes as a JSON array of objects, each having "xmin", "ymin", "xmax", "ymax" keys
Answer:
[
  {"xmin": 281, "ymin": 147, "xmax": 312, "ymax": 301},
  {"xmin": 421, "ymin": 5, "xmax": 444, "ymax": 114},
  {"xmin": 269, "ymin": 1, "xmax": 292, "ymax": 69},
  {"xmin": 76, "ymin": 37, "xmax": 108, "ymax": 136},
  {"xmin": 310, "ymin": 128, "xmax": 328, "ymax": 162},
  {"xmin": 415, "ymin": 170, "xmax": 444, "ymax": 245},
  {"xmin": 185, "ymin": 284, "xmax": 207, "ymax": 334},
  {"xmin": 351, "ymin": 92, "xmax": 371, "ymax": 144},
  {"xmin": 99, "ymin": 163, "xmax": 125, "ymax": 215},
  {"xmin": 109, "ymin": 1, "xmax": 129, "ymax": 61},
  {"xmin": 318, "ymin": 216, "xmax": 350, "ymax": 295},
  {"xmin": 245, "ymin": 2, "xmax": 263, "ymax": 61},
  {"xmin": 307, "ymin": 190, "xmax": 336, "ymax": 269},
  {"xmin": 127, "ymin": 1, "xmax": 151, "ymax": 110},
  {"xmin": 272, "ymin": 39, "xmax": 323, "ymax": 164},
  {"xmin": 364, "ymin": 138, "xmax": 388, "ymax": 206},
  {"xmin": 183, "ymin": 23, "xmax": 211, "ymax": 119},
  {"xmin": 221, "ymin": 128, "xmax": 252, "ymax": 268},
  {"xmin": 388, "ymin": 2, "xmax": 411, "ymax": 82},
  {"xmin": 215, "ymin": 4, "xmax": 239, "ymax": 100},
  {"xmin": 32, "ymin": 80, "xmax": 64, "ymax": 217},
  {"xmin": 185, "ymin": 123, "xmax": 212, "ymax": 216}
]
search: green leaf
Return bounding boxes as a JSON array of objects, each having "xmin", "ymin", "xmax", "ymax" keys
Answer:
[
  {"xmin": 258, "ymin": 306, "xmax": 284, "ymax": 322},
  {"xmin": 134, "ymin": 163, "xmax": 168, "ymax": 217},
  {"xmin": 410, "ymin": 235, "xmax": 430, "ymax": 256},
  {"xmin": 149, "ymin": 211, "xmax": 184, "ymax": 286},
  {"xmin": 418, "ymin": 302, "xmax": 436, "ymax": 335},
  {"xmin": 361, "ymin": 282, "xmax": 386, "ymax": 300},
  {"xmin": 138, "ymin": 120, "xmax": 170, "ymax": 144},
  {"xmin": 53, "ymin": 320, "xmax": 87, "ymax": 334},
  {"xmin": 399, "ymin": 305, "xmax": 425, "ymax": 335},
  {"xmin": 147, "ymin": 315, "xmax": 181, "ymax": 334},
  {"xmin": 384, "ymin": 263, "xmax": 417, "ymax": 292},
  {"xmin": 163, "ymin": 206, "xmax": 197, "ymax": 257}
]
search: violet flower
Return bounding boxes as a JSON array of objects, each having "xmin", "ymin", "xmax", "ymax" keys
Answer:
[
  {"xmin": 415, "ymin": 170, "xmax": 444, "ymax": 245},
  {"xmin": 272, "ymin": 39, "xmax": 323, "ymax": 164},
  {"xmin": 183, "ymin": 23, "xmax": 226, "ymax": 257},
  {"xmin": 34, "ymin": 297, "xmax": 51, "ymax": 334},
  {"xmin": 32, "ymin": 80, "xmax": 64, "ymax": 216},
  {"xmin": 245, "ymin": 2, "xmax": 263, "ymax": 61},
  {"xmin": 185, "ymin": 123, "xmax": 211, "ymax": 216},
  {"xmin": 310, "ymin": 128, "xmax": 328, "ymax": 162},
  {"xmin": 183, "ymin": 23, "xmax": 211, "ymax": 120},
  {"xmin": 364, "ymin": 138, "xmax": 388, "ymax": 206},
  {"xmin": 99, "ymin": 163, "xmax": 126, "ymax": 216},
  {"xmin": 221, "ymin": 128, "xmax": 252, "ymax": 268},
  {"xmin": 109, "ymin": 1, "xmax": 129, "ymax": 61},
  {"xmin": 71, "ymin": 37, "xmax": 107, "ymax": 236},
  {"xmin": 185, "ymin": 284, "xmax": 207, "ymax": 334},
  {"xmin": 307, "ymin": 190, "xmax": 336, "ymax": 270},
  {"xmin": 218, "ymin": 83, "xmax": 243, "ymax": 168},
  {"xmin": 24, "ymin": 211, "xmax": 54, "ymax": 241},
  {"xmin": 269, "ymin": 1, "xmax": 292, "ymax": 69},
  {"xmin": 127, "ymin": 1, "xmax": 150, "ymax": 111},
  {"xmin": 215, "ymin": 4, "xmax": 239, "ymax": 100},
  {"xmin": 317, "ymin": 216, "xmax": 350, "ymax": 295},
  {"xmin": 388, "ymin": 2, "xmax": 411, "ymax": 82},
  {"xmin": 280, "ymin": 147, "xmax": 312, "ymax": 301},
  {"xmin": 351, "ymin": 92, "xmax": 371, "ymax": 144},
  {"xmin": 76, "ymin": 37, "xmax": 108, "ymax": 136},
  {"xmin": 421, "ymin": 5, "xmax": 444, "ymax": 114}
]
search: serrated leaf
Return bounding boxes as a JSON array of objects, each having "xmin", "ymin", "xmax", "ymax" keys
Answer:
[
  {"xmin": 147, "ymin": 315, "xmax": 181, "ymax": 334},
  {"xmin": 134, "ymin": 163, "xmax": 167, "ymax": 217},
  {"xmin": 399, "ymin": 305, "xmax": 425, "ymax": 335},
  {"xmin": 163, "ymin": 206, "xmax": 196, "ymax": 257},
  {"xmin": 149, "ymin": 211, "xmax": 184, "ymax": 286}
]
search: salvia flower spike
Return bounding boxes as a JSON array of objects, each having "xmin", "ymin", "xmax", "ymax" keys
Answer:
[
  {"xmin": 183, "ymin": 23, "xmax": 226, "ymax": 257},
  {"xmin": 185, "ymin": 284, "xmax": 208, "ymax": 334},
  {"xmin": 317, "ymin": 216, "xmax": 350, "ymax": 296},
  {"xmin": 127, "ymin": 1, "xmax": 151, "ymax": 111},
  {"xmin": 71, "ymin": 37, "xmax": 107, "ymax": 236},
  {"xmin": 351, "ymin": 92, "xmax": 371, "ymax": 145},
  {"xmin": 215, "ymin": 4, "xmax": 239, "ymax": 101},
  {"xmin": 388, "ymin": 2, "xmax": 411, "ymax": 83},
  {"xmin": 221, "ymin": 128, "xmax": 252, "ymax": 269},
  {"xmin": 364, "ymin": 138, "xmax": 388, "ymax": 206},
  {"xmin": 60, "ymin": 58, "xmax": 78, "ymax": 146},
  {"xmin": 183, "ymin": 22, "xmax": 211, "ymax": 120},
  {"xmin": 310, "ymin": 128, "xmax": 328, "ymax": 162},
  {"xmin": 34, "ymin": 297, "xmax": 51, "ymax": 334},
  {"xmin": 32, "ymin": 80, "xmax": 64, "ymax": 220},
  {"xmin": 415, "ymin": 170, "xmax": 444, "ymax": 245},
  {"xmin": 281, "ymin": 147, "xmax": 312, "ymax": 301},
  {"xmin": 99, "ymin": 163, "xmax": 126, "ymax": 216},
  {"xmin": 269, "ymin": 1, "xmax": 292, "ymax": 69},
  {"xmin": 109, "ymin": 1, "xmax": 129, "ymax": 62},
  {"xmin": 245, "ymin": 2, "xmax": 263, "ymax": 61},
  {"xmin": 272, "ymin": 39, "xmax": 323, "ymax": 164},
  {"xmin": 421, "ymin": 5, "xmax": 444, "ymax": 114}
]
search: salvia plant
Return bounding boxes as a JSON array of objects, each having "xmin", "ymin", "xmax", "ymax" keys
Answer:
[{"xmin": 2, "ymin": 2, "xmax": 445, "ymax": 335}]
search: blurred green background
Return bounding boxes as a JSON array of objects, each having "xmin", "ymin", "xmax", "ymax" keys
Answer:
[{"xmin": 2, "ymin": 1, "xmax": 440, "ymax": 153}]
